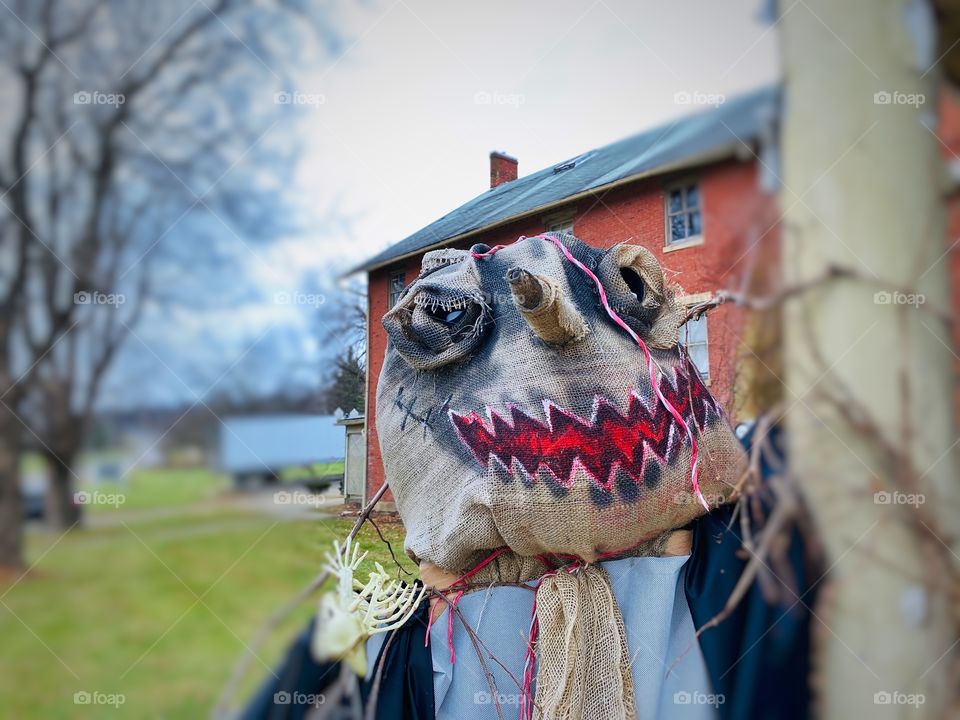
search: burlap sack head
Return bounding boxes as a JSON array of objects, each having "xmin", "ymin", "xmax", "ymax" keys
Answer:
[{"xmin": 377, "ymin": 233, "xmax": 745, "ymax": 573}]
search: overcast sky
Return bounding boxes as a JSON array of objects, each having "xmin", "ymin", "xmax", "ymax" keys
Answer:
[
  {"xmin": 0, "ymin": 0, "xmax": 781, "ymax": 408},
  {"xmin": 265, "ymin": 0, "xmax": 780, "ymax": 280},
  {"xmin": 183, "ymin": 0, "xmax": 782, "ymax": 408}
]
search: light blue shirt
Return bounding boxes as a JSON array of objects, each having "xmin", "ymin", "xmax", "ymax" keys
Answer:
[{"xmin": 368, "ymin": 555, "xmax": 719, "ymax": 719}]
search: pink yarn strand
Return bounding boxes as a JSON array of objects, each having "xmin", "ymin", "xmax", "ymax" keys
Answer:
[
  {"xmin": 424, "ymin": 547, "xmax": 511, "ymax": 652},
  {"xmin": 473, "ymin": 233, "xmax": 707, "ymax": 511}
]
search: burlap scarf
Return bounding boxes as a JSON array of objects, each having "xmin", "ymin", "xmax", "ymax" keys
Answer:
[{"xmin": 531, "ymin": 565, "xmax": 636, "ymax": 720}]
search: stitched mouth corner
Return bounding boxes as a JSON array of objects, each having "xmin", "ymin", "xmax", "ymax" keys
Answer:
[{"xmin": 448, "ymin": 359, "xmax": 720, "ymax": 501}]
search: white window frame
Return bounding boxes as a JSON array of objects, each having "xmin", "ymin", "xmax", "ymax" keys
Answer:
[
  {"xmin": 678, "ymin": 293, "xmax": 710, "ymax": 381},
  {"xmin": 388, "ymin": 271, "xmax": 406, "ymax": 308},
  {"xmin": 543, "ymin": 209, "xmax": 576, "ymax": 235},
  {"xmin": 663, "ymin": 179, "xmax": 704, "ymax": 251}
]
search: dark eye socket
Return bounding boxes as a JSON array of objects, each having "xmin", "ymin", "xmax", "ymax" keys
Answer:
[
  {"xmin": 428, "ymin": 307, "xmax": 466, "ymax": 324},
  {"xmin": 619, "ymin": 267, "xmax": 645, "ymax": 303},
  {"xmin": 383, "ymin": 295, "xmax": 490, "ymax": 371},
  {"xmin": 420, "ymin": 300, "xmax": 484, "ymax": 344}
]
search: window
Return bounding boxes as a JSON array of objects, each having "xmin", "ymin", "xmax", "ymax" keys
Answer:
[
  {"xmin": 680, "ymin": 314, "xmax": 709, "ymax": 379},
  {"xmin": 544, "ymin": 210, "xmax": 575, "ymax": 235},
  {"xmin": 666, "ymin": 182, "xmax": 702, "ymax": 245},
  {"xmin": 389, "ymin": 271, "xmax": 406, "ymax": 308}
]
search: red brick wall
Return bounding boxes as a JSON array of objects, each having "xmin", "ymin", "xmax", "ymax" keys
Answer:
[
  {"xmin": 364, "ymin": 89, "xmax": 960, "ymax": 502},
  {"xmin": 364, "ymin": 158, "xmax": 778, "ymax": 501}
]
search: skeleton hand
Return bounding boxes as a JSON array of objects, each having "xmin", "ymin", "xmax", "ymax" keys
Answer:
[{"xmin": 311, "ymin": 537, "xmax": 425, "ymax": 676}]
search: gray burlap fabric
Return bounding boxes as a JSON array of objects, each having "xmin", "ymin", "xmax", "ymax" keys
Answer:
[
  {"xmin": 378, "ymin": 233, "xmax": 745, "ymax": 573},
  {"xmin": 377, "ymin": 233, "xmax": 746, "ymax": 717}
]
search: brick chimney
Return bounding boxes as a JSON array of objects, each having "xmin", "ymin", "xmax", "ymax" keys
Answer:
[{"xmin": 490, "ymin": 151, "xmax": 518, "ymax": 188}]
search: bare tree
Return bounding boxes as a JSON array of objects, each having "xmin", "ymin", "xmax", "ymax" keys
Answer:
[
  {"xmin": 0, "ymin": 0, "xmax": 342, "ymax": 564},
  {"xmin": 19, "ymin": 203, "xmax": 157, "ymax": 528}
]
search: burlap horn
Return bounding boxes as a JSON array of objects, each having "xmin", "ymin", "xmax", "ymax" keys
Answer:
[{"xmin": 506, "ymin": 267, "xmax": 589, "ymax": 345}]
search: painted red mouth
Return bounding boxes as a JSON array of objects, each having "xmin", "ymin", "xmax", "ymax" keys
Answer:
[{"xmin": 448, "ymin": 358, "xmax": 719, "ymax": 498}]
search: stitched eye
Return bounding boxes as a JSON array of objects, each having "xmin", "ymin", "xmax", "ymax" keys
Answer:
[
  {"xmin": 383, "ymin": 289, "xmax": 491, "ymax": 371},
  {"xmin": 414, "ymin": 298, "xmax": 484, "ymax": 346}
]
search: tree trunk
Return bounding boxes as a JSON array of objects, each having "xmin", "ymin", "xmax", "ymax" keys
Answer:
[
  {"xmin": 44, "ymin": 451, "xmax": 82, "ymax": 530},
  {"xmin": 781, "ymin": 0, "xmax": 959, "ymax": 716},
  {"xmin": 0, "ymin": 403, "xmax": 24, "ymax": 568}
]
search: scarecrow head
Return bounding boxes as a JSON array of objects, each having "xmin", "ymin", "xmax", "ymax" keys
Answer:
[{"xmin": 377, "ymin": 233, "xmax": 744, "ymax": 572}]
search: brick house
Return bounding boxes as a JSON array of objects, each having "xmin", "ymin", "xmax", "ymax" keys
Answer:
[{"xmin": 348, "ymin": 86, "xmax": 960, "ymax": 505}]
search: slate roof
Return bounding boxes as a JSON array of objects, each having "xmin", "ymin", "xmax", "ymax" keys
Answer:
[{"xmin": 348, "ymin": 85, "xmax": 779, "ymax": 275}]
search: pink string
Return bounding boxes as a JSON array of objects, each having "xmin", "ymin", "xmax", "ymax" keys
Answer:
[
  {"xmin": 519, "ymin": 561, "xmax": 582, "ymax": 720},
  {"xmin": 424, "ymin": 546, "xmax": 512, "ymax": 658},
  {"xmin": 520, "ymin": 600, "xmax": 539, "ymax": 720},
  {"xmin": 473, "ymin": 234, "xmax": 707, "ymax": 511}
]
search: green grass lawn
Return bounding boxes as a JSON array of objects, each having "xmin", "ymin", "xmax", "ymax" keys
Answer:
[
  {"xmin": 22, "ymin": 451, "xmax": 347, "ymax": 515},
  {"xmin": 0, "ymin": 512, "xmax": 415, "ymax": 719},
  {"xmin": 80, "ymin": 466, "xmax": 232, "ymax": 513},
  {"xmin": 76, "ymin": 464, "xmax": 346, "ymax": 514}
]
